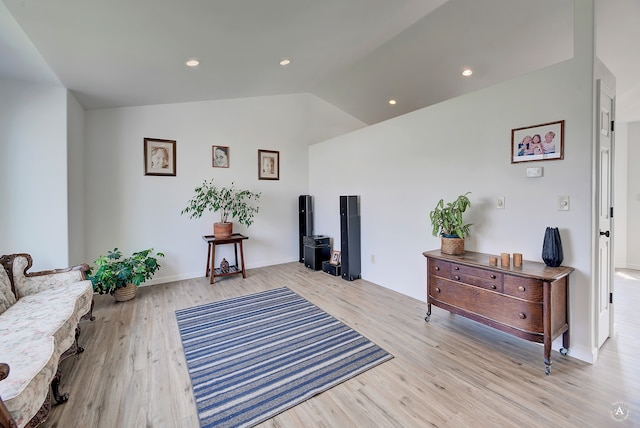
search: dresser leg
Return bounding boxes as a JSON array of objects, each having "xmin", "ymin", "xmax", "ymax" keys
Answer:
[
  {"xmin": 543, "ymin": 351, "xmax": 552, "ymax": 376},
  {"xmin": 425, "ymin": 304, "xmax": 431, "ymax": 322}
]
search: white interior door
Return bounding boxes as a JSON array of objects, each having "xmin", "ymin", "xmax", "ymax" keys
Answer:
[{"xmin": 597, "ymin": 80, "xmax": 614, "ymax": 348}]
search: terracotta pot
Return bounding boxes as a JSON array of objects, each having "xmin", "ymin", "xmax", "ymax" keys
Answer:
[
  {"xmin": 114, "ymin": 283, "xmax": 137, "ymax": 302},
  {"xmin": 441, "ymin": 237, "xmax": 465, "ymax": 255},
  {"xmin": 214, "ymin": 222, "xmax": 233, "ymax": 238}
]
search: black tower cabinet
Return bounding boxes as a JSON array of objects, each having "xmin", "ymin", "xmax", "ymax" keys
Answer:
[
  {"xmin": 298, "ymin": 195, "xmax": 313, "ymax": 263},
  {"xmin": 340, "ymin": 195, "xmax": 361, "ymax": 281}
]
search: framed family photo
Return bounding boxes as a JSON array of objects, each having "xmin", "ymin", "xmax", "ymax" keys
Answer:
[
  {"xmin": 330, "ymin": 250, "xmax": 341, "ymax": 266},
  {"xmin": 511, "ymin": 120, "xmax": 564, "ymax": 164},
  {"xmin": 258, "ymin": 149, "xmax": 279, "ymax": 180},
  {"xmin": 144, "ymin": 138, "xmax": 176, "ymax": 176},
  {"xmin": 212, "ymin": 145, "xmax": 230, "ymax": 168}
]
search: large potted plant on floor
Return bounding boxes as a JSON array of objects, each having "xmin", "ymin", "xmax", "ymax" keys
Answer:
[
  {"xmin": 88, "ymin": 248, "xmax": 164, "ymax": 302},
  {"xmin": 181, "ymin": 179, "xmax": 261, "ymax": 238},
  {"xmin": 429, "ymin": 192, "xmax": 472, "ymax": 255}
]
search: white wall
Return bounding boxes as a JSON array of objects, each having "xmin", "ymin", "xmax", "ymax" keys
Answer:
[
  {"xmin": 84, "ymin": 93, "xmax": 365, "ymax": 284},
  {"xmin": 627, "ymin": 121, "xmax": 640, "ymax": 269},
  {"xmin": 68, "ymin": 92, "xmax": 86, "ymax": 266},
  {"xmin": 613, "ymin": 122, "xmax": 628, "ymax": 268},
  {"xmin": 309, "ymin": 2, "xmax": 596, "ymax": 362},
  {"xmin": 0, "ymin": 80, "xmax": 70, "ymax": 269}
]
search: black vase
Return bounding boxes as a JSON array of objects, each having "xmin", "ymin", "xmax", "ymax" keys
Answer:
[{"xmin": 542, "ymin": 227, "xmax": 564, "ymax": 267}]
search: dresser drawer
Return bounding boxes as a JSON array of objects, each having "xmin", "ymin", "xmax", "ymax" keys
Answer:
[
  {"xmin": 450, "ymin": 263, "xmax": 503, "ymax": 292},
  {"xmin": 430, "ymin": 277, "xmax": 542, "ymax": 333},
  {"xmin": 429, "ymin": 259, "xmax": 450, "ymax": 279},
  {"xmin": 504, "ymin": 275, "xmax": 543, "ymax": 302}
]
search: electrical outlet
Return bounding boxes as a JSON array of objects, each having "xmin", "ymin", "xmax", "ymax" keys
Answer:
[
  {"xmin": 558, "ymin": 195, "xmax": 570, "ymax": 211},
  {"xmin": 497, "ymin": 196, "xmax": 505, "ymax": 209},
  {"xmin": 370, "ymin": 255, "xmax": 376, "ymax": 264}
]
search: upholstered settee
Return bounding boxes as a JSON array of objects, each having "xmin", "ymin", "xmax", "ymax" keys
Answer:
[{"xmin": 0, "ymin": 254, "xmax": 94, "ymax": 428}]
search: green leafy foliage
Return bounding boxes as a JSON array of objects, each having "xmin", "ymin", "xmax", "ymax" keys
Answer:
[
  {"xmin": 429, "ymin": 192, "xmax": 473, "ymax": 238},
  {"xmin": 181, "ymin": 179, "xmax": 261, "ymax": 227},
  {"xmin": 88, "ymin": 248, "xmax": 164, "ymax": 295}
]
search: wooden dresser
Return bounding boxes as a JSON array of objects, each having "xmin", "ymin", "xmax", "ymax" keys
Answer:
[{"xmin": 423, "ymin": 250, "xmax": 574, "ymax": 375}]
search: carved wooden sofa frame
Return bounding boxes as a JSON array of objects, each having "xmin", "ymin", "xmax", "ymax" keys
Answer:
[{"xmin": 0, "ymin": 254, "xmax": 94, "ymax": 428}]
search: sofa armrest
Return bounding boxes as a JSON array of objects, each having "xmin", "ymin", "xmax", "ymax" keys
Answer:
[
  {"xmin": 0, "ymin": 363, "xmax": 17, "ymax": 428},
  {"xmin": 5, "ymin": 254, "xmax": 90, "ymax": 298}
]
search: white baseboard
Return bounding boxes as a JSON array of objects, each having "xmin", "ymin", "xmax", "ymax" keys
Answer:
[
  {"xmin": 139, "ymin": 271, "xmax": 203, "ymax": 287},
  {"xmin": 137, "ymin": 258, "xmax": 300, "ymax": 287},
  {"xmin": 564, "ymin": 345, "xmax": 596, "ymax": 364}
]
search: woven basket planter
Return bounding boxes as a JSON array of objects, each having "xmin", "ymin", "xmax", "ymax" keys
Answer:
[
  {"xmin": 441, "ymin": 237, "xmax": 465, "ymax": 255},
  {"xmin": 114, "ymin": 283, "xmax": 137, "ymax": 302}
]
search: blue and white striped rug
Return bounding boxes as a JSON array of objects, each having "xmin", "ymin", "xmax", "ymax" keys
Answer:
[{"xmin": 176, "ymin": 287, "xmax": 393, "ymax": 428}]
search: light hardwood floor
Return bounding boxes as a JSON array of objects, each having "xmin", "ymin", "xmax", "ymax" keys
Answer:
[{"xmin": 44, "ymin": 263, "xmax": 639, "ymax": 427}]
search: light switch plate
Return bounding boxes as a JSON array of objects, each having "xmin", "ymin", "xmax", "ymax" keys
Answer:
[
  {"xmin": 497, "ymin": 196, "xmax": 505, "ymax": 209},
  {"xmin": 526, "ymin": 167, "xmax": 543, "ymax": 177}
]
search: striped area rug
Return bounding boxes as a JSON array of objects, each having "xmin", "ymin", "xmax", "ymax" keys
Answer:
[{"xmin": 175, "ymin": 287, "xmax": 393, "ymax": 428}]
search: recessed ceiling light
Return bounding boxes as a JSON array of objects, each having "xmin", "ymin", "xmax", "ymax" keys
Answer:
[
  {"xmin": 388, "ymin": 99, "xmax": 397, "ymax": 105},
  {"xmin": 279, "ymin": 58, "xmax": 291, "ymax": 66},
  {"xmin": 186, "ymin": 59, "xmax": 200, "ymax": 67},
  {"xmin": 461, "ymin": 68, "xmax": 473, "ymax": 77}
]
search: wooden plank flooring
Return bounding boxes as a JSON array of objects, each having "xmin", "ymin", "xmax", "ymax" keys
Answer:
[{"xmin": 44, "ymin": 263, "xmax": 639, "ymax": 427}]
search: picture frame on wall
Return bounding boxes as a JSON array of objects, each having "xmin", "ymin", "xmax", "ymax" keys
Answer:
[
  {"xmin": 144, "ymin": 138, "xmax": 176, "ymax": 176},
  {"xmin": 212, "ymin": 145, "xmax": 230, "ymax": 168},
  {"xmin": 330, "ymin": 250, "xmax": 341, "ymax": 266},
  {"xmin": 258, "ymin": 149, "xmax": 279, "ymax": 180},
  {"xmin": 511, "ymin": 120, "xmax": 564, "ymax": 164}
]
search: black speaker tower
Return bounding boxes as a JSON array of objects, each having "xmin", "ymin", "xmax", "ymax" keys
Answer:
[
  {"xmin": 298, "ymin": 195, "xmax": 313, "ymax": 263},
  {"xmin": 340, "ymin": 195, "xmax": 361, "ymax": 281}
]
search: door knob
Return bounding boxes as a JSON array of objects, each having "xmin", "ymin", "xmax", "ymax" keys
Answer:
[{"xmin": 599, "ymin": 230, "xmax": 610, "ymax": 237}]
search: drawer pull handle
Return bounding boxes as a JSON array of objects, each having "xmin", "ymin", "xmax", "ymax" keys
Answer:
[
  {"xmin": 454, "ymin": 266, "xmax": 460, "ymax": 270},
  {"xmin": 435, "ymin": 287, "xmax": 441, "ymax": 293},
  {"xmin": 490, "ymin": 274, "xmax": 496, "ymax": 279},
  {"xmin": 435, "ymin": 266, "xmax": 440, "ymax": 271},
  {"xmin": 518, "ymin": 312, "xmax": 526, "ymax": 319},
  {"xmin": 491, "ymin": 285, "xmax": 497, "ymax": 290},
  {"xmin": 518, "ymin": 286, "xmax": 525, "ymax": 292},
  {"xmin": 454, "ymin": 275, "xmax": 460, "ymax": 281}
]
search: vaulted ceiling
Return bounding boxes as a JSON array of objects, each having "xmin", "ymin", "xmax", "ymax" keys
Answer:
[{"xmin": 1, "ymin": 0, "xmax": 638, "ymax": 125}]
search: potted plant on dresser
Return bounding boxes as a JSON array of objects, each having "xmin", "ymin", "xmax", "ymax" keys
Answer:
[
  {"xmin": 88, "ymin": 248, "xmax": 164, "ymax": 302},
  {"xmin": 181, "ymin": 179, "xmax": 261, "ymax": 238},
  {"xmin": 429, "ymin": 192, "xmax": 472, "ymax": 255}
]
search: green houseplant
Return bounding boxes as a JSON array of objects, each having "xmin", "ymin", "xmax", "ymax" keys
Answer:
[
  {"xmin": 181, "ymin": 179, "xmax": 261, "ymax": 237},
  {"xmin": 88, "ymin": 248, "xmax": 164, "ymax": 301},
  {"xmin": 429, "ymin": 192, "xmax": 472, "ymax": 255}
]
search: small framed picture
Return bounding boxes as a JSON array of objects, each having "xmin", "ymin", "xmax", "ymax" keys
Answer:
[
  {"xmin": 258, "ymin": 149, "xmax": 279, "ymax": 180},
  {"xmin": 212, "ymin": 145, "xmax": 230, "ymax": 168},
  {"xmin": 144, "ymin": 138, "xmax": 176, "ymax": 176},
  {"xmin": 511, "ymin": 120, "xmax": 564, "ymax": 164},
  {"xmin": 330, "ymin": 250, "xmax": 341, "ymax": 266}
]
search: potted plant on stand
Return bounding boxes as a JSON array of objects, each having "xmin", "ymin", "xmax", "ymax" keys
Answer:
[
  {"xmin": 88, "ymin": 248, "xmax": 164, "ymax": 302},
  {"xmin": 181, "ymin": 179, "xmax": 261, "ymax": 237},
  {"xmin": 429, "ymin": 192, "xmax": 472, "ymax": 255}
]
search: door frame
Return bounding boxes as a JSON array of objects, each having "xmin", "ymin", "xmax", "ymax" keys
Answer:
[{"xmin": 595, "ymin": 78, "xmax": 616, "ymax": 351}]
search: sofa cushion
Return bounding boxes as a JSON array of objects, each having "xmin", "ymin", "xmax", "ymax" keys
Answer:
[
  {"xmin": 0, "ymin": 267, "xmax": 16, "ymax": 314},
  {"xmin": 0, "ymin": 337, "xmax": 59, "ymax": 428},
  {"xmin": 0, "ymin": 280, "xmax": 92, "ymax": 359},
  {"xmin": 21, "ymin": 279, "xmax": 94, "ymax": 325}
]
